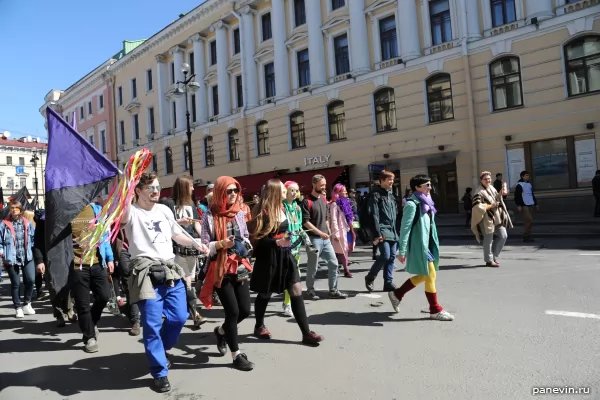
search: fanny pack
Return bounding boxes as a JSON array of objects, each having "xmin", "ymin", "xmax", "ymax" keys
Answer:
[
  {"xmin": 176, "ymin": 245, "xmax": 200, "ymax": 257},
  {"xmin": 236, "ymin": 265, "xmax": 250, "ymax": 282},
  {"xmin": 149, "ymin": 265, "xmax": 167, "ymax": 286}
]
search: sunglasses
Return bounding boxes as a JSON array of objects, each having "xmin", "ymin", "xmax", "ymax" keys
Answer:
[
  {"xmin": 227, "ymin": 188, "xmax": 240, "ymax": 195},
  {"xmin": 10, "ymin": 207, "xmax": 20, "ymax": 210},
  {"xmin": 420, "ymin": 183, "xmax": 432, "ymax": 188},
  {"xmin": 147, "ymin": 185, "xmax": 161, "ymax": 192}
]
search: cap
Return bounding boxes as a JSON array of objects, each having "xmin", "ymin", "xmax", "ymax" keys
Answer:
[{"xmin": 207, "ymin": 183, "xmax": 215, "ymax": 190}]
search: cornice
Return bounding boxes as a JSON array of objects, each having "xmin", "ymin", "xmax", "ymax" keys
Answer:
[
  {"xmin": 57, "ymin": 60, "xmax": 113, "ymax": 107},
  {"xmin": 210, "ymin": 20, "xmax": 228, "ymax": 32},
  {"xmin": 188, "ymin": 33, "xmax": 205, "ymax": 44},
  {"xmin": 108, "ymin": 0, "xmax": 229, "ymax": 75},
  {"xmin": 170, "ymin": 45, "xmax": 186, "ymax": 55}
]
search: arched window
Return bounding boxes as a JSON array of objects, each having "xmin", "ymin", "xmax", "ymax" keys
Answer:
[
  {"xmin": 374, "ymin": 88, "xmax": 396, "ymax": 133},
  {"xmin": 165, "ymin": 147, "xmax": 173, "ymax": 175},
  {"xmin": 426, "ymin": 73, "xmax": 454, "ymax": 123},
  {"xmin": 327, "ymin": 101, "xmax": 346, "ymax": 141},
  {"xmin": 204, "ymin": 136, "xmax": 214, "ymax": 167},
  {"xmin": 228, "ymin": 129, "xmax": 240, "ymax": 162},
  {"xmin": 564, "ymin": 36, "xmax": 600, "ymax": 97},
  {"xmin": 256, "ymin": 121, "xmax": 270, "ymax": 156},
  {"xmin": 490, "ymin": 56, "xmax": 523, "ymax": 111},
  {"xmin": 290, "ymin": 111, "xmax": 306, "ymax": 149}
]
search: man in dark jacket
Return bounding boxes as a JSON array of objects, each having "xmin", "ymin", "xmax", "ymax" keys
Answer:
[
  {"xmin": 365, "ymin": 170, "xmax": 399, "ymax": 292},
  {"xmin": 593, "ymin": 170, "xmax": 600, "ymax": 217},
  {"xmin": 514, "ymin": 170, "xmax": 538, "ymax": 242},
  {"xmin": 493, "ymin": 173, "xmax": 507, "ymax": 201}
]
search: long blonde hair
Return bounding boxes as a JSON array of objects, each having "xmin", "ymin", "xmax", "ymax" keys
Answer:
[
  {"xmin": 23, "ymin": 210, "xmax": 36, "ymax": 227},
  {"xmin": 249, "ymin": 179, "xmax": 284, "ymax": 241}
]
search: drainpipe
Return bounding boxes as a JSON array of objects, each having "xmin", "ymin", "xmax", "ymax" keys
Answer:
[
  {"xmin": 107, "ymin": 64, "xmax": 120, "ymax": 170},
  {"xmin": 460, "ymin": 0, "xmax": 479, "ymax": 186},
  {"xmin": 231, "ymin": 6, "xmax": 251, "ymax": 176}
]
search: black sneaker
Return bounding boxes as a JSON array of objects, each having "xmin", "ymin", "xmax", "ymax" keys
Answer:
[
  {"xmin": 233, "ymin": 353, "xmax": 254, "ymax": 371},
  {"xmin": 365, "ymin": 277, "xmax": 375, "ymax": 292},
  {"xmin": 328, "ymin": 290, "xmax": 348, "ymax": 299},
  {"xmin": 306, "ymin": 290, "xmax": 320, "ymax": 300},
  {"xmin": 383, "ymin": 283, "xmax": 396, "ymax": 292},
  {"xmin": 214, "ymin": 326, "xmax": 227, "ymax": 356},
  {"xmin": 56, "ymin": 312, "xmax": 66, "ymax": 328},
  {"xmin": 151, "ymin": 376, "xmax": 171, "ymax": 393}
]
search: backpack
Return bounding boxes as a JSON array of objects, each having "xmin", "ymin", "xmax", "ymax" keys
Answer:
[{"xmin": 357, "ymin": 192, "xmax": 380, "ymax": 243}]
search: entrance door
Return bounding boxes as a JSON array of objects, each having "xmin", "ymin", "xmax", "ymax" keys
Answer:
[{"xmin": 428, "ymin": 162, "xmax": 459, "ymax": 213}]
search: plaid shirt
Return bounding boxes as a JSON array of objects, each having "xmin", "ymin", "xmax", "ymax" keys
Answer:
[{"xmin": 12, "ymin": 219, "xmax": 26, "ymax": 264}]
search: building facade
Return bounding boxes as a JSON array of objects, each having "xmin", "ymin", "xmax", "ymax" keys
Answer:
[
  {"xmin": 107, "ymin": 0, "xmax": 597, "ymax": 212},
  {"xmin": 0, "ymin": 133, "xmax": 47, "ymax": 206}
]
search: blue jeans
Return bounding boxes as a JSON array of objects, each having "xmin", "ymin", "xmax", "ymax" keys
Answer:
[
  {"xmin": 138, "ymin": 279, "xmax": 188, "ymax": 378},
  {"xmin": 6, "ymin": 260, "xmax": 35, "ymax": 309},
  {"xmin": 366, "ymin": 240, "xmax": 397, "ymax": 286},
  {"xmin": 305, "ymin": 238, "xmax": 339, "ymax": 292}
]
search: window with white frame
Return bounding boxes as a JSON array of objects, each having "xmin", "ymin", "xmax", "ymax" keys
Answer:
[
  {"xmin": 117, "ymin": 86, "xmax": 123, "ymax": 106},
  {"xmin": 146, "ymin": 69, "xmax": 153, "ymax": 91},
  {"xmin": 297, "ymin": 49, "xmax": 310, "ymax": 87},
  {"xmin": 148, "ymin": 107, "xmax": 156, "ymax": 133},
  {"xmin": 172, "ymin": 102, "xmax": 177, "ymax": 129},
  {"xmin": 100, "ymin": 130, "xmax": 107, "ymax": 153},
  {"xmin": 290, "ymin": 111, "xmax": 306, "ymax": 149},
  {"xmin": 80, "ymin": 106, "xmax": 84, "ymax": 120},
  {"xmin": 328, "ymin": 101, "xmax": 346, "ymax": 141},
  {"xmin": 374, "ymin": 88, "xmax": 397, "ymax": 133},
  {"xmin": 236, "ymin": 75, "xmax": 243, "ymax": 107},
  {"xmin": 188, "ymin": 52, "xmax": 195, "ymax": 75},
  {"xmin": 294, "ymin": 0, "xmax": 306, "ymax": 27},
  {"xmin": 89, "ymin": 134, "xmax": 95, "ymax": 146},
  {"xmin": 564, "ymin": 36, "xmax": 600, "ymax": 97},
  {"xmin": 18, "ymin": 157, "xmax": 24, "ymax": 166},
  {"xmin": 133, "ymin": 114, "xmax": 140, "ymax": 140},
  {"xmin": 165, "ymin": 147, "xmax": 173, "ymax": 174},
  {"xmin": 379, "ymin": 16, "xmax": 398, "ymax": 61},
  {"xmin": 20, "ymin": 177, "xmax": 26, "ymax": 189},
  {"xmin": 264, "ymin": 62, "xmax": 276, "ymax": 98},
  {"xmin": 88, "ymin": 101, "xmax": 92, "ymax": 116},
  {"xmin": 210, "ymin": 41, "xmax": 217, "ymax": 66},
  {"xmin": 131, "ymin": 78, "xmax": 138, "ymax": 99},
  {"xmin": 191, "ymin": 94, "xmax": 197, "ymax": 122},
  {"xmin": 262, "ymin": 13, "xmax": 272, "ymax": 41},
  {"xmin": 490, "ymin": 57, "xmax": 523, "ymax": 110},
  {"xmin": 99, "ymin": 94, "xmax": 104, "ymax": 109},
  {"xmin": 430, "ymin": 0, "xmax": 452, "ymax": 45},
  {"xmin": 212, "ymin": 85, "xmax": 219, "ymax": 116},
  {"xmin": 334, "ymin": 34, "xmax": 350, "ymax": 75},
  {"xmin": 204, "ymin": 136, "xmax": 215, "ymax": 166},
  {"xmin": 6, "ymin": 156, "xmax": 12, "ymax": 166},
  {"xmin": 332, "ymin": 0, "xmax": 345, "ymax": 10},
  {"xmin": 152, "ymin": 154, "xmax": 158, "ymax": 172},
  {"xmin": 170, "ymin": 62, "xmax": 175, "ymax": 84},
  {"xmin": 233, "ymin": 28, "xmax": 241, "ymax": 55},
  {"xmin": 119, "ymin": 120, "xmax": 125, "ymax": 144},
  {"xmin": 426, "ymin": 73, "xmax": 454, "ymax": 123},
  {"xmin": 491, "ymin": 0, "xmax": 516, "ymax": 27},
  {"xmin": 228, "ymin": 129, "xmax": 240, "ymax": 161},
  {"xmin": 256, "ymin": 121, "xmax": 270, "ymax": 156}
]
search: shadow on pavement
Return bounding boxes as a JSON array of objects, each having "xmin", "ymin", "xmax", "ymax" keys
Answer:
[
  {"xmin": 0, "ymin": 337, "xmax": 81, "ymax": 353},
  {"xmin": 306, "ymin": 310, "xmax": 411, "ymax": 327},
  {"xmin": 439, "ymin": 264, "xmax": 490, "ymax": 271}
]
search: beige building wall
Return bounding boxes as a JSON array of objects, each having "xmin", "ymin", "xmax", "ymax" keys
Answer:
[{"xmin": 108, "ymin": 0, "xmax": 600, "ymax": 212}]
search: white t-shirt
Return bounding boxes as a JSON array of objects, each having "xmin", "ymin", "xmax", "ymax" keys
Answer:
[{"xmin": 124, "ymin": 203, "xmax": 183, "ymax": 261}]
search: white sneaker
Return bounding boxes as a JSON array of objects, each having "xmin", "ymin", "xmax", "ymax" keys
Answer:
[
  {"xmin": 15, "ymin": 308, "xmax": 24, "ymax": 318},
  {"xmin": 388, "ymin": 291, "xmax": 400, "ymax": 313},
  {"xmin": 430, "ymin": 310, "xmax": 454, "ymax": 321},
  {"xmin": 282, "ymin": 304, "xmax": 294, "ymax": 318},
  {"xmin": 23, "ymin": 303, "xmax": 36, "ymax": 315}
]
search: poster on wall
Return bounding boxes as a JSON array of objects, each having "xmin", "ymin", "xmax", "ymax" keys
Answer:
[
  {"xmin": 574, "ymin": 138, "xmax": 597, "ymax": 184},
  {"xmin": 506, "ymin": 148, "xmax": 525, "ymax": 189}
]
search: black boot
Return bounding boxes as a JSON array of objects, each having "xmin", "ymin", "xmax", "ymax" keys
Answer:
[{"xmin": 152, "ymin": 377, "xmax": 171, "ymax": 393}]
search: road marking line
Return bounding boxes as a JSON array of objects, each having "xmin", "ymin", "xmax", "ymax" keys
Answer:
[
  {"xmin": 357, "ymin": 293, "xmax": 382, "ymax": 299},
  {"xmin": 578, "ymin": 254, "xmax": 600, "ymax": 256},
  {"xmin": 545, "ymin": 310, "xmax": 600, "ymax": 320}
]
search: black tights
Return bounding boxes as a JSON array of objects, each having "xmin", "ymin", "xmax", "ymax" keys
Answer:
[
  {"xmin": 214, "ymin": 275, "xmax": 251, "ymax": 353},
  {"xmin": 255, "ymin": 283, "xmax": 310, "ymax": 336}
]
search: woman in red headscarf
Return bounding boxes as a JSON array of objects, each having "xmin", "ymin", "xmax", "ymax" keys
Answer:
[{"xmin": 199, "ymin": 176, "xmax": 254, "ymax": 371}]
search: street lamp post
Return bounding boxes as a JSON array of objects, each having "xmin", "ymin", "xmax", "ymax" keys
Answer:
[
  {"xmin": 31, "ymin": 150, "xmax": 40, "ymax": 209},
  {"xmin": 175, "ymin": 63, "xmax": 200, "ymax": 177}
]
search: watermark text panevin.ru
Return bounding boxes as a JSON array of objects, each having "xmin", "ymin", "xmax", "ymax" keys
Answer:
[{"xmin": 533, "ymin": 387, "xmax": 591, "ymax": 395}]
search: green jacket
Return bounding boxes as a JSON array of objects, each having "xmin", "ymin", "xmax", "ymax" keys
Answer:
[
  {"xmin": 368, "ymin": 185, "xmax": 399, "ymax": 242},
  {"xmin": 397, "ymin": 194, "xmax": 440, "ymax": 276}
]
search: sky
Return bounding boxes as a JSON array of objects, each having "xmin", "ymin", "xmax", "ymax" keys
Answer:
[{"xmin": 0, "ymin": 0, "xmax": 206, "ymax": 141}]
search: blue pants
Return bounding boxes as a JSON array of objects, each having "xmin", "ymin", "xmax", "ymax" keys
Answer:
[
  {"xmin": 366, "ymin": 240, "xmax": 397, "ymax": 286},
  {"xmin": 6, "ymin": 260, "xmax": 35, "ymax": 309},
  {"xmin": 138, "ymin": 279, "xmax": 188, "ymax": 378}
]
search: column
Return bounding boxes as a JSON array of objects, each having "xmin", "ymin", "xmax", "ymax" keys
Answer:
[
  {"xmin": 349, "ymin": 0, "xmax": 370, "ymax": 76},
  {"xmin": 305, "ymin": 0, "xmax": 326, "ymax": 86},
  {"xmin": 465, "ymin": 0, "xmax": 481, "ymax": 42},
  {"xmin": 525, "ymin": 0, "xmax": 554, "ymax": 22},
  {"xmin": 241, "ymin": 6, "xmax": 259, "ymax": 108},
  {"xmin": 189, "ymin": 34, "xmax": 208, "ymax": 123},
  {"xmin": 398, "ymin": 0, "xmax": 421, "ymax": 61},
  {"xmin": 213, "ymin": 21, "xmax": 231, "ymax": 116},
  {"xmin": 155, "ymin": 54, "xmax": 169, "ymax": 136},
  {"xmin": 170, "ymin": 46, "xmax": 186, "ymax": 130},
  {"xmin": 271, "ymin": 0, "xmax": 290, "ymax": 97}
]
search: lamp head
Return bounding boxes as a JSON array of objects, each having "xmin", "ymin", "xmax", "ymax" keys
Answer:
[{"xmin": 182, "ymin": 63, "xmax": 190, "ymax": 74}]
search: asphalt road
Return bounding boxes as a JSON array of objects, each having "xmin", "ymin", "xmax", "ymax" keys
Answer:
[{"xmin": 0, "ymin": 238, "xmax": 599, "ymax": 400}]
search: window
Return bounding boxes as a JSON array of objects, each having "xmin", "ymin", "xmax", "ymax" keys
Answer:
[
  {"xmin": 334, "ymin": 34, "xmax": 350, "ymax": 75},
  {"xmin": 119, "ymin": 120, "xmax": 125, "ymax": 144},
  {"xmin": 131, "ymin": 78, "xmax": 137, "ymax": 99},
  {"xmin": 490, "ymin": 57, "xmax": 523, "ymax": 110},
  {"xmin": 262, "ymin": 12, "xmax": 272, "ymax": 41},
  {"xmin": 332, "ymin": 0, "xmax": 345, "ymax": 10},
  {"xmin": 210, "ymin": 41, "xmax": 217, "ymax": 66},
  {"xmin": 256, "ymin": 121, "xmax": 270, "ymax": 156},
  {"xmin": 17, "ymin": 156, "xmax": 24, "ymax": 166},
  {"xmin": 564, "ymin": 36, "xmax": 600, "ymax": 97},
  {"xmin": 212, "ymin": 85, "xmax": 219, "ymax": 116},
  {"xmin": 146, "ymin": 69, "xmax": 153, "ymax": 91},
  {"xmin": 374, "ymin": 88, "xmax": 397, "ymax": 132},
  {"xmin": 229, "ymin": 129, "xmax": 240, "ymax": 161},
  {"xmin": 328, "ymin": 101, "xmax": 346, "ymax": 141},
  {"xmin": 191, "ymin": 95, "xmax": 197, "ymax": 122},
  {"xmin": 290, "ymin": 111, "xmax": 306, "ymax": 149},
  {"xmin": 530, "ymin": 138, "xmax": 570, "ymax": 190},
  {"xmin": 7, "ymin": 177, "xmax": 13, "ymax": 189},
  {"xmin": 20, "ymin": 177, "xmax": 26, "ymax": 188},
  {"xmin": 172, "ymin": 102, "xmax": 177, "ymax": 129},
  {"xmin": 152, "ymin": 154, "xmax": 158, "ymax": 172},
  {"xmin": 89, "ymin": 135, "xmax": 95, "ymax": 146},
  {"xmin": 294, "ymin": 0, "xmax": 306, "ymax": 27},
  {"xmin": 183, "ymin": 142, "xmax": 189, "ymax": 171},
  {"xmin": 65, "ymin": 114, "xmax": 69, "ymax": 123},
  {"xmin": 233, "ymin": 29, "xmax": 241, "ymax": 55},
  {"xmin": 170, "ymin": 62, "xmax": 175, "ymax": 84},
  {"xmin": 118, "ymin": 86, "xmax": 123, "ymax": 106},
  {"xmin": 297, "ymin": 49, "xmax": 310, "ymax": 87},
  {"xmin": 104, "ymin": 186, "xmax": 109, "ymax": 196},
  {"xmin": 88, "ymin": 101, "xmax": 92, "ymax": 115},
  {"xmin": 430, "ymin": 0, "xmax": 452, "ymax": 45},
  {"xmin": 491, "ymin": 0, "xmax": 516, "ymax": 27},
  {"xmin": 204, "ymin": 136, "xmax": 215, "ymax": 167},
  {"xmin": 189, "ymin": 52, "xmax": 195, "ymax": 75},
  {"xmin": 133, "ymin": 114, "xmax": 140, "ymax": 140},
  {"xmin": 426, "ymin": 74, "xmax": 454, "ymax": 123},
  {"xmin": 79, "ymin": 106, "xmax": 84, "ymax": 120},
  {"xmin": 165, "ymin": 147, "xmax": 173, "ymax": 174},
  {"xmin": 101, "ymin": 130, "xmax": 107, "ymax": 153},
  {"xmin": 236, "ymin": 75, "xmax": 244, "ymax": 107},
  {"xmin": 264, "ymin": 62, "xmax": 276, "ymax": 98},
  {"xmin": 99, "ymin": 94, "xmax": 104, "ymax": 109},
  {"xmin": 148, "ymin": 107, "xmax": 155, "ymax": 133},
  {"xmin": 380, "ymin": 16, "xmax": 398, "ymax": 61}
]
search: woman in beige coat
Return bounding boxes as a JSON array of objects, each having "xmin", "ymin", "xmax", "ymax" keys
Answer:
[
  {"xmin": 471, "ymin": 171, "xmax": 513, "ymax": 267},
  {"xmin": 329, "ymin": 184, "xmax": 352, "ymax": 277}
]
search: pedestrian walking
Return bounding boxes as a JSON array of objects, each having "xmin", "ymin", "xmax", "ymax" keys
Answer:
[
  {"xmin": 514, "ymin": 170, "xmax": 538, "ymax": 242},
  {"xmin": 462, "ymin": 187, "xmax": 473, "ymax": 228},
  {"xmin": 388, "ymin": 174, "xmax": 454, "ymax": 321},
  {"xmin": 471, "ymin": 172, "xmax": 512, "ymax": 267},
  {"xmin": 281, "ymin": 180, "xmax": 303, "ymax": 317},
  {"xmin": 329, "ymin": 184, "xmax": 353, "ymax": 278}
]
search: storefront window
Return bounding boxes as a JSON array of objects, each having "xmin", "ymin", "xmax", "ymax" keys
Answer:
[{"xmin": 530, "ymin": 138, "xmax": 569, "ymax": 190}]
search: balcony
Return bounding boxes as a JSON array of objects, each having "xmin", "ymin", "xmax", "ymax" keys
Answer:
[
  {"xmin": 118, "ymin": 144, "xmax": 126, "ymax": 152},
  {"xmin": 329, "ymin": 73, "xmax": 352, "ymax": 84},
  {"xmin": 147, "ymin": 133, "xmax": 157, "ymax": 142},
  {"xmin": 133, "ymin": 139, "xmax": 141, "ymax": 147},
  {"xmin": 557, "ymin": 0, "xmax": 599, "ymax": 15},
  {"xmin": 292, "ymin": 87, "xmax": 310, "ymax": 95},
  {"xmin": 259, "ymin": 97, "xmax": 275, "ymax": 106},
  {"xmin": 376, "ymin": 57, "xmax": 403, "ymax": 70}
]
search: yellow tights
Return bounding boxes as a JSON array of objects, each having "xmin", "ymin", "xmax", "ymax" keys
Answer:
[{"xmin": 409, "ymin": 262, "xmax": 437, "ymax": 293}]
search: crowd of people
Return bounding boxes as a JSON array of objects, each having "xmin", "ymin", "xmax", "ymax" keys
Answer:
[{"xmin": 2, "ymin": 167, "xmax": 543, "ymax": 393}]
